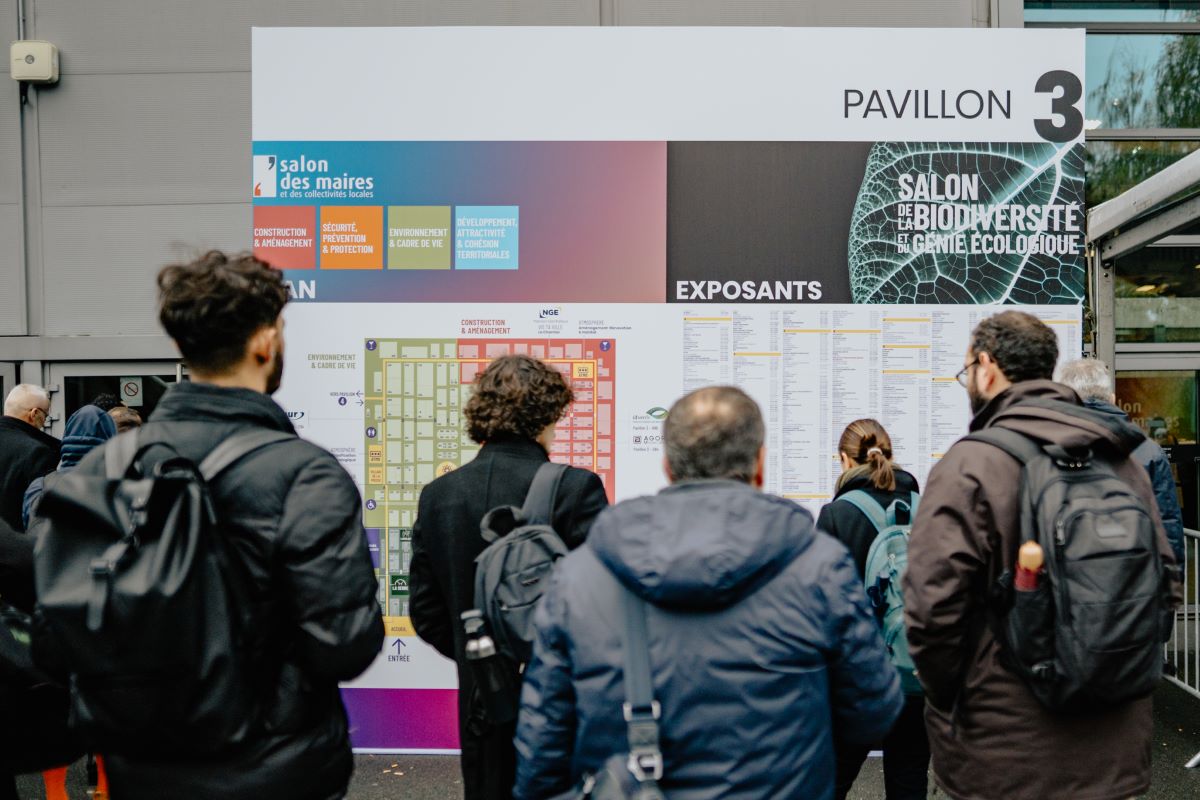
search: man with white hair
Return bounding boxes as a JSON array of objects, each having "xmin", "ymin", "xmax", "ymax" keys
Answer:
[
  {"xmin": 1058, "ymin": 358, "xmax": 1185, "ymax": 567},
  {"xmin": 0, "ymin": 384, "xmax": 60, "ymax": 531}
]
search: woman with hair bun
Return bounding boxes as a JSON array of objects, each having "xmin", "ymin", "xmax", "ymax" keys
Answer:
[{"xmin": 818, "ymin": 418, "xmax": 929, "ymax": 800}]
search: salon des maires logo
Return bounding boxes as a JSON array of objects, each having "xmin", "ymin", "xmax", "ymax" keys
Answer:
[{"xmin": 253, "ymin": 155, "xmax": 277, "ymax": 198}]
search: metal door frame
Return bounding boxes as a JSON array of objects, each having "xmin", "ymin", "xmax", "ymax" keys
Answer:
[
  {"xmin": 45, "ymin": 360, "xmax": 181, "ymax": 435},
  {"xmin": 0, "ymin": 363, "xmax": 16, "ymax": 401}
]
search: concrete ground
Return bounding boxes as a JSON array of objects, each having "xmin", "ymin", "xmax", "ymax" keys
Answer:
[{"xmin": 14, "ymin": 682, "xmax": 1200, "ymax": 799}]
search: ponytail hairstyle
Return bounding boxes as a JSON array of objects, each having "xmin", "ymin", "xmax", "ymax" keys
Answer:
[{"xmin": 838, "ymin": 418, "xmax": 896, "ymax": 492}]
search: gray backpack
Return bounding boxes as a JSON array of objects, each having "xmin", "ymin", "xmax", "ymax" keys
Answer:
[
  {"xmin": 965, "ymin": 403, "xmax": 1175, "ymax": 713},
  {"xmin": 474, "ymin": 462, "xmax": 569, "ymax": 664}
]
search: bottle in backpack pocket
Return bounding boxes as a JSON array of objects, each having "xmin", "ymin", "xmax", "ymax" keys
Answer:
[
  {"xmin": 461, "ymin": 610, "xmax": 519, "ymax": 726},
  {"xmin": 1014, "ymin": 540, "xmax": 1044, "ymax": 591}
]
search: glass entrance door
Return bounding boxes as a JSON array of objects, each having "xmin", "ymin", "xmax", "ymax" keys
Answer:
[
  {"xmin": 1114, "ymin": 355, "xmax": 1200, "ymax": 530},
  {"xmin": 47, "ymin": 362, "xmax": 183, "ymax": 436}
]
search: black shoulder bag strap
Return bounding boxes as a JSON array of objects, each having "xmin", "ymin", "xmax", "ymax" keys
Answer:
[
  {"xmin": 102, "ymin": 427, "xmax": 294, "ymax": 483},
  {"xmin": 520, "ymin": 461, "xmax": 568, "ymax": 527},
  {"xmin": 961, "ymin": 426, "xmax": 1043, "ymax": 466},
  {"xmin": 619, "ymin": 583, "xmax": 666, "ymax": 799},
  {"xmin": 959, "ymin": 426, "xmax": 1049, "ymax": 677},
  {"xmin": 197, "ymin": 429, "xmax": 296, "ymax": 482}
]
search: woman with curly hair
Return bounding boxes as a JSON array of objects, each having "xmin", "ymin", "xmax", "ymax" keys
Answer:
[{"xmin": 409, "ymin": 354, "xmax": 609, "ymax": 800}]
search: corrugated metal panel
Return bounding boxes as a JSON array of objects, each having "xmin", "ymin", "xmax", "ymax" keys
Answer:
[
  {"xmin": 0, "ymin": 6, "xmax": 19, "ymax": 204},
  {"xmin": 0, "ymin": 206, "xmax": 23, "ymax": 335},
  {"xmin": 33, "ymin": 0, "xmax": 599, "ymax": 75},
  {"xmin": 614, "ymin": 0, "xmax": 974, "ymax": 26},
  {"xmin": 41, "ymin": 204, "xmax": 250, "ymax": 336},
  {"xmin": 0, "ymin": 4, "xmax": 23, "ymax": 336},
  {"xmin": 39, "ymin": 73, "xmax": 248, "ymax": 207}
]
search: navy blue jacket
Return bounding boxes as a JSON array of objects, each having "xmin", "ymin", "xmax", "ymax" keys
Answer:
[
  {"xmin": 1085, "ymin": 399, "xmax": 1185, "ymax": 566},
  {"xmin": 22, "ymin": 405, "xmax": 116, "ymax": 528},
  {"xmin": 514, "ymin": 480, "xmax": 903, "ymax": 800}
]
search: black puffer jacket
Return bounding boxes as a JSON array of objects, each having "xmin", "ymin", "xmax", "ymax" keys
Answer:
[
  {"xmin": 76, "ymin": 382, "xmax": 384, "ymax": 800},
  {"xmin": 817, "ymin": 468, "xmax": 920, "ymax": 580}
]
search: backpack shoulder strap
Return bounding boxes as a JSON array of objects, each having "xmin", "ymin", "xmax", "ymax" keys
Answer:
[
  {"xmin": 520, "ymin": 461, "xmax": 568, "ymax": 527},
  {"xmin": 197, "ymin": 429, "xmax": 295, "ymax": 482},
  {"xmin": 104, "ymin": 430, "xmax": 142, "ymax": 480},
  {"xmin": 617, "ymin": 578, "xmax": 665, "ymax": 795},
  {"xmin": 961, "ymin": 427, "xmax": 1045, "ymax": 466},
  {"xmin": 839, "ymin": 489, "xmax": 890, "ymax": 532}
]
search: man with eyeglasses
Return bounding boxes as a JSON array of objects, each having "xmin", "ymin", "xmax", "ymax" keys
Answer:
[
  {"xmin": 901, "ymin": 311, "xmax": 1180, "ymax": 800},
  {"xmin": 0, "ymin": 384, "xmax": 60, "ymax": 531}
]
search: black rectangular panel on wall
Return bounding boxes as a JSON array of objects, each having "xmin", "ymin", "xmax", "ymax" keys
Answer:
[{"xmin": 667, "ymin": 141, "xmax": 874, "ymax": 303}]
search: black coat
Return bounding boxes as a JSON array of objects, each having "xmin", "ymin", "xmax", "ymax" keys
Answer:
[
  {"xmin": 410, "ymin": 435, "xmax": 607, "ymax": 794},
  {"xmin": 74, "ymin": 383, "xmax": 384, "ymax": 800},
  {"xmin": 0, "ymin": 516, "xmax": 33, "ymax": 612},
  {"xmin": 0, "ymin": 417, "xmax": 60, "ymax": 532},
  {"xmin": 817, "ymin": 468, "xmax": 920, "ymax": 580}
]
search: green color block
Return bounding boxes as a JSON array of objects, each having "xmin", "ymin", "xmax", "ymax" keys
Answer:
[{"xmin": 387, "ymin": 206, "xmax": 452, "ymax": 269}]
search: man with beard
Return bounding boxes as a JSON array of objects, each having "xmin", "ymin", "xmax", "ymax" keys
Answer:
[
  {"xmin": 52, "ymin": 251, "xmax": 383, "ymax": 800},
  {"xmin": 902, "ymin": 311, "xmax": 1180, "ymax": 800}
]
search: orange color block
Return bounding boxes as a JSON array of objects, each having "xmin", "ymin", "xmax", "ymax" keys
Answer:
[
  {"xmin": 253, "ymin": 206, "xmax": 316, "ymax": 270},
  {"xmin": 320, "ymin": 206, "xmax": 384, "ymax": 269}
]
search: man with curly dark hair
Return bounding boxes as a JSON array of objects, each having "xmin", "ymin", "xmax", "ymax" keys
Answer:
[
  {"xmin": 56, "ymin": 251, "xmax": 383, "ymax": 800},
  {"xmin": 410, "ymin": 354, "xmax": 609, "ymax": 800}
]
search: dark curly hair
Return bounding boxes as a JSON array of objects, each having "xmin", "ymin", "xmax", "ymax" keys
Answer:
[
  {"xmin": 157, "ymin": 250, "xmax": 290, "ymax": 374},
  {"xmin": 464, "ymin": 355, "xmax": 573, "ymax": 444},
  {"xmin": 970, "ymin": 310, "xmax": 1058, "ymax": 383}
]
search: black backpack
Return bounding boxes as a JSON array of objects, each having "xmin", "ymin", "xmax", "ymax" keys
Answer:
[
  {"xmin": 0, "ymin": 601, "xmax": 84, "ymax": 774},
  {"xmin": 473, "ymin": 462, "xmax": 569, "ymax": 665},
  {"xmin": 30, "ymin": 427, "xmax": 292, "ymax": 756},
  {"xmin": 966, "ymin": 410, "xmax": 1175, "ymax": 713}
]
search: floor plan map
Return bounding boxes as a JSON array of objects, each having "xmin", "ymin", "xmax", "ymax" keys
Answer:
[{"xmin": 362, "ymin": 337, "xmax": 617, "ymax": 623}]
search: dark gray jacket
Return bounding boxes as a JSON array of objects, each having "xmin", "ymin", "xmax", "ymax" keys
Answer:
[
  {"xmin": 86, "ymin": 383, "xmax": 384, "ymax": 800},
  {"xmin": 515, "ymin": 480, "xmax": 903, "ymax": 800}
]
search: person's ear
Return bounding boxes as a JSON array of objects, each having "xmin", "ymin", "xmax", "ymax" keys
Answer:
[
  {"xmin": 662, "ymin": 455, "xmax": 674, "ymax": 483},
  {"xmin": 977, "ymin": 351, "xmax": 997, "ymax": 393},
  {"xmin": 248, "ymin": 324, "xmax": 278, "ymax": 367},
  {"xmin": 753, "ymin": 446, "xmax": 766, "ymax": 488}
]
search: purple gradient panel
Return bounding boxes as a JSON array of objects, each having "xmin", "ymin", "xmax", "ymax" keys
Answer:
[
  {"xmin": 276, "ymin": 141, "xmax": 665, "ymax": 302},
  {"xmin": 365, "ymin": 528, "xmax": 381, "ymax": 570},
  {"xmin": 343, "ymin": 688, "xmax": 460, "ymax": 751}
]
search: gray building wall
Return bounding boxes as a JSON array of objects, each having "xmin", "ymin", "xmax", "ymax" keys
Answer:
[{"xmin": 0, "ymin": 0, "xmax": 1005, "ymax": 369}]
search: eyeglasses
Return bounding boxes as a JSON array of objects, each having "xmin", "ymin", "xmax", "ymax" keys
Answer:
[{"xmin": 955, "ymin": 359, "xmax": 978, "ymax": 388}]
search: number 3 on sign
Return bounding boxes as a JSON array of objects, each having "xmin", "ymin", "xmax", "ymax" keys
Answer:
[{"xmin": 1034, "ymin": 70, "xmax": 1083, "ymax": 143}]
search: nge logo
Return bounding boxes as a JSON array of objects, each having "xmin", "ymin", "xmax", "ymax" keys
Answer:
[
  {"xmin": 253, "ymin": 155, "xmax": 277, "ymax": 198},
  {"xmin": 538, "ymin": 306, "xmax": 564, "ymax": 320}
]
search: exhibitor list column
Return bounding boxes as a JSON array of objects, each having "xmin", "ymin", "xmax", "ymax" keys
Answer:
[
  {"xmin": 781, "ymin": 310, "xmax": 833, "ymax": 510},
  {"xmin": 929, "ymin": 309, "xmax": 983, "ymax": 465},
  {"xmin": 828, "ymin": 308, "xmax": 883, "ymax": 493},
  {"xmin": 731, "ymin": 309, "xmax": 783, "ymax": 489},
  {"xmin": 881, "ymin": 314, "xmax": 934, "ymax": 482},
  {"xmin": 681, "ymin": 314, "xmax": 733, "ymax": 389}
]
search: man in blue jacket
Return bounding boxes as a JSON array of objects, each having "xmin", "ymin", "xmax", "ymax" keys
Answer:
[
  {"xmin": 514, "ymin": 386, "xmax": 903, "ymax": 799},
  {"xmin": 1058, "ymin": 358, "xmax": 1186, "ymax": 567}
]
